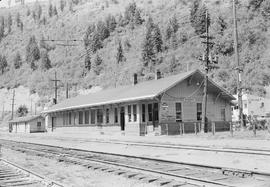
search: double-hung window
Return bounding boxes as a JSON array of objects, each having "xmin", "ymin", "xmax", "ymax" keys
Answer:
[
  {"xmin": 197, "ymin": 103, "xmax": 202, "ymax": 121},
  {"xmin": 175, "ymin": 103, "xmax": 182, "ymax": 122},
  {"xmin": 133, "ymin": 105, "xmax": 137, "ymax": 122}
]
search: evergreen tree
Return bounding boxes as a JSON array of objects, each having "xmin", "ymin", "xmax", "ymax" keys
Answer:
[
  {"xmin": 84, "ymin": 50, "xmax": 91, "ymax": 71},
  {"xmin": 48, "ymin": 3, "xmax": 53, "ymax": 17},
  {"xmin": 96, "ymin": 20, "xmax": 110, "ymax": 41},
  {"xmin": 53, "ymin": 6, "xmax": 58, "ymax": 16},
  {"xmin": 0, "ymin": 55, "xmax": 8, "ymax": 74},
  {"xmin": 16, "ymin": 105, "xmax": 28, "ymax": 117},
  {"xmin": 170, "ymin": 15, "xmax": 179, "ymax": 33},
  {"xmin": 169, "ymin": 55, "xmax": 177, "ymax": 73},
  {"xmin": 26, "ymin": 36, "xmax": 40, "ymax": 70},
  {"xmin": 248, "ymin": 0, "xmax": 264, "ymax": 11},
  {"xmin": 105, "ymin": 14, "xmax": 117, "ymax": 33},
  {"xmin": 90, "ymin": 30, "xmax": 102, "ymax": 53},
  {"xmin": 170, "ymin": 32, "xmax": 178, "ymax": 50},
  {"xmin": 16, "ymin": 12, "xmax": 21, "ymax": 27},
  {"xmin": 60, "ymin": 0, "xmax": 66, "ymax": 12},
  {"xmin": 36, "ymin": 2, "xmax": 42, "ymax": 20},
  {"xmin": 116, "ymin": 40, "xmax": 124, "ymax": 64},
  {"xmin": 26, "ymin": 7, "xmax": 31, "ymax": 16},
  {"xmin": 7, "ymin": 13, "xmax": 12, "ymax": 34},
  {"xmin": 134, "ymin": 9, "xmax": 143, "ymax": 25},
  {"xmin": 32, "ymin": 10, "xmax": 36, "ymax": 20},
  {"xmin": 41, "ymin": 16, "xmax": 47, "ymax": 25},
  {"xmin": 190, "ymin": 0, "xmax": 210, "ymax": 35},
  {"xmin": 261, "ymin": 1, "xmax": 270, "ymax": 19},
  {"xmin": 40, "ymin": 49, "xmax": 51, "ymax": 70},
  {"xmin": 0, "ymin": 17, "xmax": 4, "ymax": 41},
  {"xmin": 14, "ymin": 52, "xmax": 22, "ymax": 69},
  {"xmin": 20, "ymin": 22, "xmax": 23, "ymax": 32},
  {"xmin": 152, "ymin": 24, "xmax": 163, "ymax": 53},
  {"xmin": 216, "ymin": 15, "xmax": 227, "ymax": 35},
  {"xmin": 93, "ymin": 53, "xmax": 102, "ymax": 75},
  {"xmin": 142, "ymin": 18, "xmax": 155, "ymax": 67}
]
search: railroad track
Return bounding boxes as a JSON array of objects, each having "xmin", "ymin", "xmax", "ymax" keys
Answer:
[
  {"xmin": 0, "ymin": 158, "xmax": 64, "ymax": 187},
  {"xmin": 1, "ymin": 139, "xmax": 269, "ymax": 187},
  {"xmin": 53, "ymin": 137, "xmax": 270, "ymax": 157}
]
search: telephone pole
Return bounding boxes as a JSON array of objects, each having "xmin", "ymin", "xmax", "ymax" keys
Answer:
[
  {"xmin": 233, "ymin": 0, "xmax": 244, "ymax": 129},
  {"xmin": 199, "ymin": 10, "xmax": 219, "ymax": 133},
  {"xmin": 51, "ymin": 71, "xmax": 60, "ymax": 104},
  {"xmin": 11, "ymin": 90, "xmax": 15, "ymax": 120},
  {"xmin": 66, "ymin": 82, "xmax": 69, "ymax": 99}
]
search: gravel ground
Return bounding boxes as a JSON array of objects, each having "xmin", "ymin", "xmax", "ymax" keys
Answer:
[{"xmin": 1, "ymin": 148, "xmax": 156, "ymax": 187}]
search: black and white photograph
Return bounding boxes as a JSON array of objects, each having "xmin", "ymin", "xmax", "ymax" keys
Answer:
[{"xmin": 0, "ymin": 0, "xmax": 270, "ymax": 186}]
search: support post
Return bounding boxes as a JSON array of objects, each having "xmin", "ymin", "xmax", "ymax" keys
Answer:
[
  {"xmin": 253, "ymin": 122, "xmax": 256, "ymax": 137},
  {"xmin": 212, "ymin": 122, "xmax": 215, "ymax": 135},
  {"xmin": 230, "ymin": 122, "xmax": 233, "ymax": 137},
  {"xmin": 194, "ymin": 122, "xmax": 197, "ymax": 135}
]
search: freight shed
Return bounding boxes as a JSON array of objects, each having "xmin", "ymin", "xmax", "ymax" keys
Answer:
[
  {"xmin": 9, "ymin": 115, "xmax": 46, "ymax": 133},
  {"xmin": 43, "ymin": 69, "xmax": 235, "ymax": 135}
]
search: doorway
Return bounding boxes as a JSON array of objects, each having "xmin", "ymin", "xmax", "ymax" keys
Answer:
[
  {"xmin": 120, "ymin": 107, "xmax": 125, "ymax": 131},
  {"xmin": 51, "ymin": 117, "xmax": 56, "ymax": 132}
]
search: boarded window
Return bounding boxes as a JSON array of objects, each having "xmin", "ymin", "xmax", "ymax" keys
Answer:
[
  {"xmin": 97, "ymin": 109, "xmax": 103, "ymax": 123},
  {"xmin": 85, "ymin": 110, "xmax": 89, "ymax": 124},
  {"xmin": 114, "ymin": 108, "xmax": 118, "ymax": 123},
  {"xmin": 91, "ymin": 110, "xmax": 95, "ymax": 124},
  {"xmin": 133, "ymin": 105, "xmax": 137, "ymax": 122},
  {"xmin": 197, "ymin": 103, "xmax": 202, "ymax": 121},
  {"xmin": 106, "ymin": 108, "xmax": 110, "ymax": 123},
  {"xmin": 68, "ymin": 112, "xmax": 72, "ymax": 125},
  {"xmin": 128, "ymin": 105, "xmax": 132, "ymax": 122},
  {"xmin": 148, "ymin": 104, "xmax": 153, "ymax": 122},
  {"xmin": 142, "ymin": 104, "xmax": 146, "ymax": 122},
  {"xmin": 175, "ymin": 103, "xmax": 182, "ymax": 122},
  {"xmin": 153, "ymin": 103, "xmax": 159, "ymax": 121},
  {"xmin": 221, "ymin": 108, "xmax": 226, "ymax": 121},
  {"xmin": 79, "ymin": 111, "xmax": 83, "ymax": 124}
]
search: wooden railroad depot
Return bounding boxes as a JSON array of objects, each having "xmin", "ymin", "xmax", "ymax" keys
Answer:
[{"xmin": 43, "ymin": 69, "xmax": 234, "ymax": 136}]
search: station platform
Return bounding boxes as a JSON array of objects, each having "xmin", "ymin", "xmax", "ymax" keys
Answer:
[{"xmin": 1, "ymin": 130, "xmax": 270, "ymax": 176}]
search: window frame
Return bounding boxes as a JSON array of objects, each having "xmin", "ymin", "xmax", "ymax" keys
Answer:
[
  {"xmin": 148, "ymin": 104, "xmax": 153, "ymax": 122},
  {"xmin": 175, "ymin": 102, "xmax": 182, "ymax": 122},
  {"xmin": 142, "ymin": 104, "xmax": 146, "ymax": 122},
  {"xmin": 84, "ymin": 110, "xmax": 89, "ymax": 124},
  {"xmin": 97, "ymin": 109, "xmax": 103, "ymax": 124},
  {"xmin": 197, "ymin": 103, "xmax": 202, "ymax": 121},
  {"xmin": 221, "ymin": 108, "xmax": 226, "ymax": 121},
  {"xmin": 128, "ymin": 105, "xmax": 132, "ymax": 122},
  {"xmin": 114, "ymin": 108, "xmax": 118, "ymax": 123},
  {"xmin": 91, "ymin": 110, "xmax": 95, "ymax": 124},
  {"xmin": 78, "ymin": 111, "xmax": 83, "ymax": 125},
  {"xmin": 106, "ymin": 108, "xmax": 110, "ymax": 124}
]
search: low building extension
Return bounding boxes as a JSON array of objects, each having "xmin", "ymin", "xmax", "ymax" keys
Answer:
[
  {"xmin": 43, "ymin": 69, "xmax": 235, "ymax": 135},
  {"xmin": 9, "ymin": 115, "xmax": 46, "ymax": 133}
]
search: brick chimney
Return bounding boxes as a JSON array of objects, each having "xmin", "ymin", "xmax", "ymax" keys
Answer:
[
  {"xmin": 155, "ymin": 70, "xmax": 161, "ymax": 80},
  {"xmin": 133, "ymin": 73, "xmax": 138, "ymax": 85}
]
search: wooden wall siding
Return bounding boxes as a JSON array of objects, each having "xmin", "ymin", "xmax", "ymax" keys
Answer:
[
  {"xmin": 11, "ymin": 117, "xmax": 45, "ymax": 133},
  {"xmin": 161, "ymin": 78, "xmax": 232, "ymax": 123}
]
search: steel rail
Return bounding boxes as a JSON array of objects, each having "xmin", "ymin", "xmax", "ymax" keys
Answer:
[
  {"xmin": 0, "ymin": 139, "xmax": 263, "ymax": 187},
  {"xmin": 0, "ymin": 158, "xmax": 65, "ymax": 187}
]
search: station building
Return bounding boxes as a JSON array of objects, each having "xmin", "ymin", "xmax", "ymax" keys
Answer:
[
  {"xmin": 43, "ymin": 69, "xmax": 234, "ymax": 135},
  {"xmin": 9, "ymin": 115, "xmax": 46, "ymax": 133}
]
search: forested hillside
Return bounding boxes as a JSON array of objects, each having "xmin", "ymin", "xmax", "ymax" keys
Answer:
[{"xmin": 0, "ymin": 0, "xmax": 269, "ymax": 107}]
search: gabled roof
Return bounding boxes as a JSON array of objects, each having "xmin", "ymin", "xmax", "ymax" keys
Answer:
[
  {"xmin": 9, "ymin": 115, "xmax": 43, "ymax": 124},
  {"xmin": 44, "ymin": 69, "xmax": 235, "ymax": 113}
]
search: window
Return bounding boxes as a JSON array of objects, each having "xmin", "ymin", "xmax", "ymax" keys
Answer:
[
  {"xmin": 69, "ymin": 112, "xmax": 72, "ymax": 125},
  {"xmin": 97, "ymin": 109, "xmax": 103, "ymax": 123},
  {"xmin": 133, "ymin": 105, "xmax": 137, "ymax": 122},
  {"xmin": 114, "ymin": 108, "xmax": 118, "ymax": 123},
  {"xmin": 261, "ymin": 102, "xmax": 264, "ymax": 108},
  {"xmin": 197, "ymin": 103, "xmax": 202, "ymax": 121},
  {"xmin": 79, "ymin": 111, "xmax": 83, "ymax": 124},
  {"xmin": 244, "ymin": 103, "xmax": 247, "ymax": 108},
  {"xmin": 85, "ymin": 111, "xmax": 89, "ymax": 124},
  {"xmin": 153, "ymin": 103, "xmax": 159, "ymax": 121},
  {"xmin": 106, "ymin": 108, "xmax": 110, "ymax": 123},
  {"xmin": 37, "ymin": 122, "xmax": 41, "ymax": 127},
  {"xmin": 91, "ymin": 110, "xmax": 95, "ymax": 124},
  {"xmin": 221, "ymin": 108, "xmax": 226, "ymax": 121},
  {"xmin": 128, "ymin": 105, "xmax": 132, "ymax": 122},
  {"xmin": 175, "ymin": 103, "xmax": 182, "ymax": 122},
  {"xmin": 142, "ymin": 104, "xmax": 146, "ymax": 122},
  {"xmin": 148, "ymin": 104, "xmax": 153, "ymax": 121}
]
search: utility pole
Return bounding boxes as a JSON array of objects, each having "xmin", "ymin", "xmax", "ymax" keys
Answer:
[
  {"xmin": 51, "ymin": 71, "xmax": 60, "ymax": 104},
  {"xmin": 233, "ymin": 0, "xmax": 244, "ymax": 129},
  {"xmin": 199, "ymin": 10, "xmax": 219, "ymax": 133},
  {"xmin": 2, "ymin": 102, "xmax": 5, "ymax": 121},
  {"xmin": 11, "ymin": 90, "xmax": 15, "ymax": 120}
]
